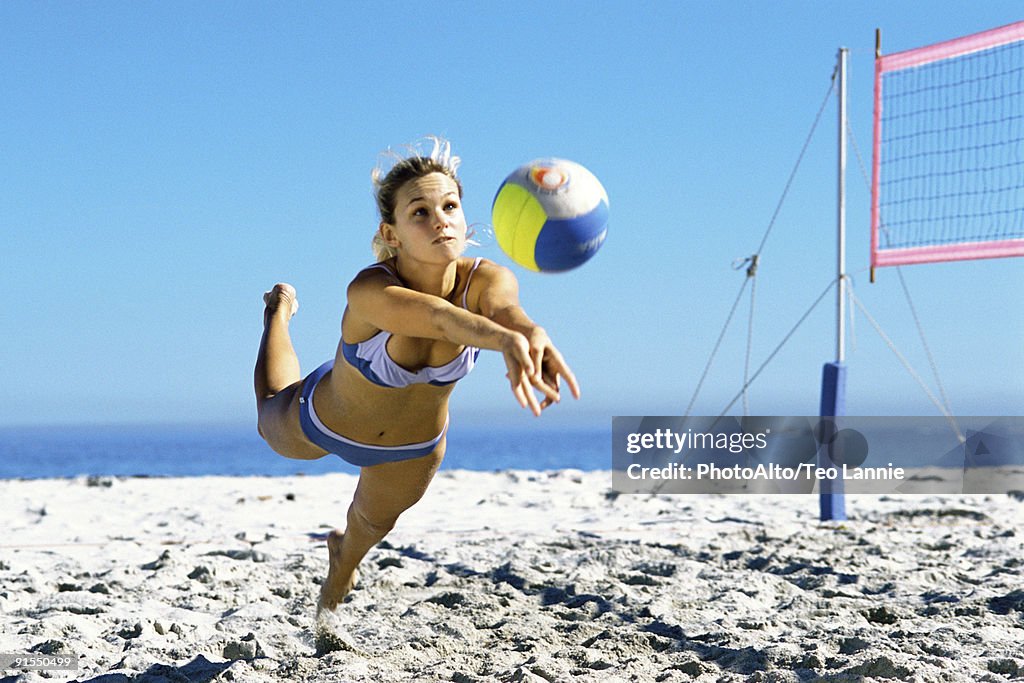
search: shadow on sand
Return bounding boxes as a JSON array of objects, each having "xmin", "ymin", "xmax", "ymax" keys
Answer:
[{"xmin": 65, "ymin": 655, "xmax": 233, "ymax": 683}]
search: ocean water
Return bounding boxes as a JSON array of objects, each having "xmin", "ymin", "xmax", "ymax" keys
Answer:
[
  {"xmin": 3, "ymin": 417, "xmax": 1012, "ymax": 481},
  {"xmin": 0, "ymin": 423, "xmax": 610, "ymax": 480}
]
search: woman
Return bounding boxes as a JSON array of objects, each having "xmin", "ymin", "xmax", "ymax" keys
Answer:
[{"xmin": 254, "ymin": 139, "xmax": 580, "ymax": 613}]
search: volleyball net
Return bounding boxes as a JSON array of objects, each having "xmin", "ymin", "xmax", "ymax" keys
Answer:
[{"xmin": 872, "ymin": 21, "xmax": 1024, "ymax": 269}]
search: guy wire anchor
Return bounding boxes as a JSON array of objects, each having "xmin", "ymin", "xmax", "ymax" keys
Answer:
[{"xmin": 732, "ymin": 254, "xmax": 759, "ymax": 278}]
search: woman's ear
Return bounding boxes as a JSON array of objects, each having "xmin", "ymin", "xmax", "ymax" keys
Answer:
[{"xmin": 379, "ymin": 221, "xmax": 400, "ymax": 248}]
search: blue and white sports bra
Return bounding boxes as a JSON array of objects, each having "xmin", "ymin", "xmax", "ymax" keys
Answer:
[{"xmin": 342, "ymin": 257, "xmax": 483, "ymax": 388}]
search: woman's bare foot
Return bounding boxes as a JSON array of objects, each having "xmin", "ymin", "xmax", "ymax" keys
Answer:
[
  {"xmin": 263, "ymin": 283, "xmax": 299, "ymax": 324},
  {"xmin": 317, "ymin": 529, "xmax": 359, "ymax": 615}
]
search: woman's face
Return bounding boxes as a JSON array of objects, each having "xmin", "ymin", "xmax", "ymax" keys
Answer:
[{"xmin": 385, "ymin": 172, "xmax": 467, "ymax": 264}]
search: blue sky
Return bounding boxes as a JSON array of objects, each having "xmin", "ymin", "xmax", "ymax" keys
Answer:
[{"xmin": 2, "ymin": 2, "xmax": 1021, "ymax": 428}]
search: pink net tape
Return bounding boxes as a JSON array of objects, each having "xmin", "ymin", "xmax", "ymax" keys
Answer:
[
  {"xmin": 873, "ymin": 239, "xmax": 1024, "ymax": 268},
  {"xmin": 879, "ymin": 21, "xmax": 1024, "ymax": 73}
]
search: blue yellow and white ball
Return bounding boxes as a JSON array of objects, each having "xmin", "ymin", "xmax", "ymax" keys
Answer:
[{"xmin": 491, "ymin": 159, "xmax": 609, "ymax": 272}]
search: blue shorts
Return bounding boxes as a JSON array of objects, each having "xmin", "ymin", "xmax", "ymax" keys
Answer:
[{"xmin": 298, "ymin": 361, "xmax": 446, "ymax": 467}]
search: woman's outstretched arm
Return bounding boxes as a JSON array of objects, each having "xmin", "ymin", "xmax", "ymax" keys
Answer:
[
  {"xmin": 475, "ymin": 262, "xmax": 581, "ymax": 410},
  {"xmin": 345, "ymin": 267, "xmax": 559, "ymax": 414}
]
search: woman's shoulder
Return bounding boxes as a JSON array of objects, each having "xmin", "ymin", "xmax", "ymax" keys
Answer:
[
  {"xmin": 344, "ymin": 262, "xmax": 400, "ymax": 339},
  {"xmin": 463, "ymin": 257, "xmax": 516, "ymax": 286},
  {"xmin": 349, "ymin": 260, "xmax": 401, "ymax": 289},
  {"xmin": 461, "ymin": 256, "xmax": 509, "ymax": 279},
  {"xmin": 359, "ymin": 259, "xmax": 400, "ymax": 278},
  {"xmin": 461, "ymin": 257, "xmax": 518, "ymax": 312}
]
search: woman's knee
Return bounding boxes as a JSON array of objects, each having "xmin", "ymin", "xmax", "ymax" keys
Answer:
[
  {"xmin": 257, "ymin": 406, "xmax": 287, "ymax": 443},
  {"xmin": 258, "ymin": 417, "xmax": 324, "ymax": 461},
  {"xmin": 348, "ymin": 501, "xmax": 399, "ymax": 539},
  {"xmin": 344, "ymin": 450, "xmax": 444, "ymax": 537},
  {"xmin": 255, "ymin": 385, "xmax": 323, "ymax": 459},
  {"xmin": 256, "ymin": 407, "xmax": 288, "ymax": 451}
]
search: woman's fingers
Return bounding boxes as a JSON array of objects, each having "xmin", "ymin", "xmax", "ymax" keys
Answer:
[
  {"xmin": 546, "ymin": 348, "xmax": 581, "ymax": 400},
  {"xmin": 507, "ymin": 368, "xmax": 542, "ymax": 416},
  {"xmin": 541, "ymin": 369, "xmax": 561, "ymax": 401},
  {"xmin": 531, "ymin": 345, "xmax": 545, "ymax": 381},
  {"xmin": 515, "ymin": 373, "xmax": 542, "ymax": 415},
  {"xmin": 530, "ymin": 371, "xmax": 561, "ymax": 404},
  {"xmin": 510, "ymin": 378, "xmax": 528, "ymax": 409},
  {"xmin": 504, "ymin": 333, "xmax": 581, "ymax": 415}
]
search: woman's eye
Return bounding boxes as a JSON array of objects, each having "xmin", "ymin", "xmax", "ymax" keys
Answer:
[{"xmin": 445, "ymin": 202, "xmax": 458, "ymax": 211}]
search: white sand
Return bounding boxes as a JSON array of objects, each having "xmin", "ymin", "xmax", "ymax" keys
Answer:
[{"xmin": 1, "ymin": 471, "xmax": 1023, "ymax": 682}]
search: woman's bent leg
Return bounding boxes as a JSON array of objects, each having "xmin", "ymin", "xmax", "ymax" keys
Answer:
[
  {"xmin": 255, "ymin": 284, "xmax": 322, "ymax": 459},
  {"xmin": 319, "ymin": 445, "xmax": 445, "ymax": 613},
  {"xmin": 255, "ymin": 284, "xmax": 300, "ymax": 401}
]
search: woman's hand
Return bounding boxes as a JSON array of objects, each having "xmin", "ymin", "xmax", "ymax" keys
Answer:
[
  {"xmin": 525, "ymin": 326, "xmax": 581, "ymax": 410},
  {"xmin": 501, "ymin": 328, "xmax": 580, "ymax": 416}
]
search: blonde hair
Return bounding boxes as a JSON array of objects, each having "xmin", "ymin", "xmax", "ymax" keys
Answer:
[{"xmin": 371, "ymin": 137, "xmax": 463, "ymax": 262}]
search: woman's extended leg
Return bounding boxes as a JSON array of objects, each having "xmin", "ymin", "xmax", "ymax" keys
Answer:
[
  {"xmin": 319, "ymin": 446, "xmax": 445, "ymax": 613},
  {"xmin": 255, "ymin": 284, "xmax": 321, "ymax": 458},
  {"xmin": 255, "ymin": 284, "xmax": 300, "ymax": 399}
]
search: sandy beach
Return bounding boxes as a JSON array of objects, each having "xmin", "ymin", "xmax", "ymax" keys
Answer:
[{"xmin": 2, "ymin": 470, "xmax": 1023, "ymax": 682}]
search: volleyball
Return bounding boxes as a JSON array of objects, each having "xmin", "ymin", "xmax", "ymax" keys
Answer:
[{"xmin": 491, "ymin": 159, "xmax": 609, "ymax": 272}]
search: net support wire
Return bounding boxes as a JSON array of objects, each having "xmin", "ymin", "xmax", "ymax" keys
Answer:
[
  {"xmin": 655, "ymin": 276, "xmax": 839, "ymax": 496},
  {"xmin": 716, "ymin": 276, "xmax": 838, "ymax": 420},
  {"xmin": 743, "ymin": 255, "xmax": 759, "ymax": 416},
  {"xmin": 844, "ymin": 278, "xmax": 965, "ymax": 444},
  {"xmin": 684, "ymin": 71, "xmax": 838, "ymax": 418}
]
